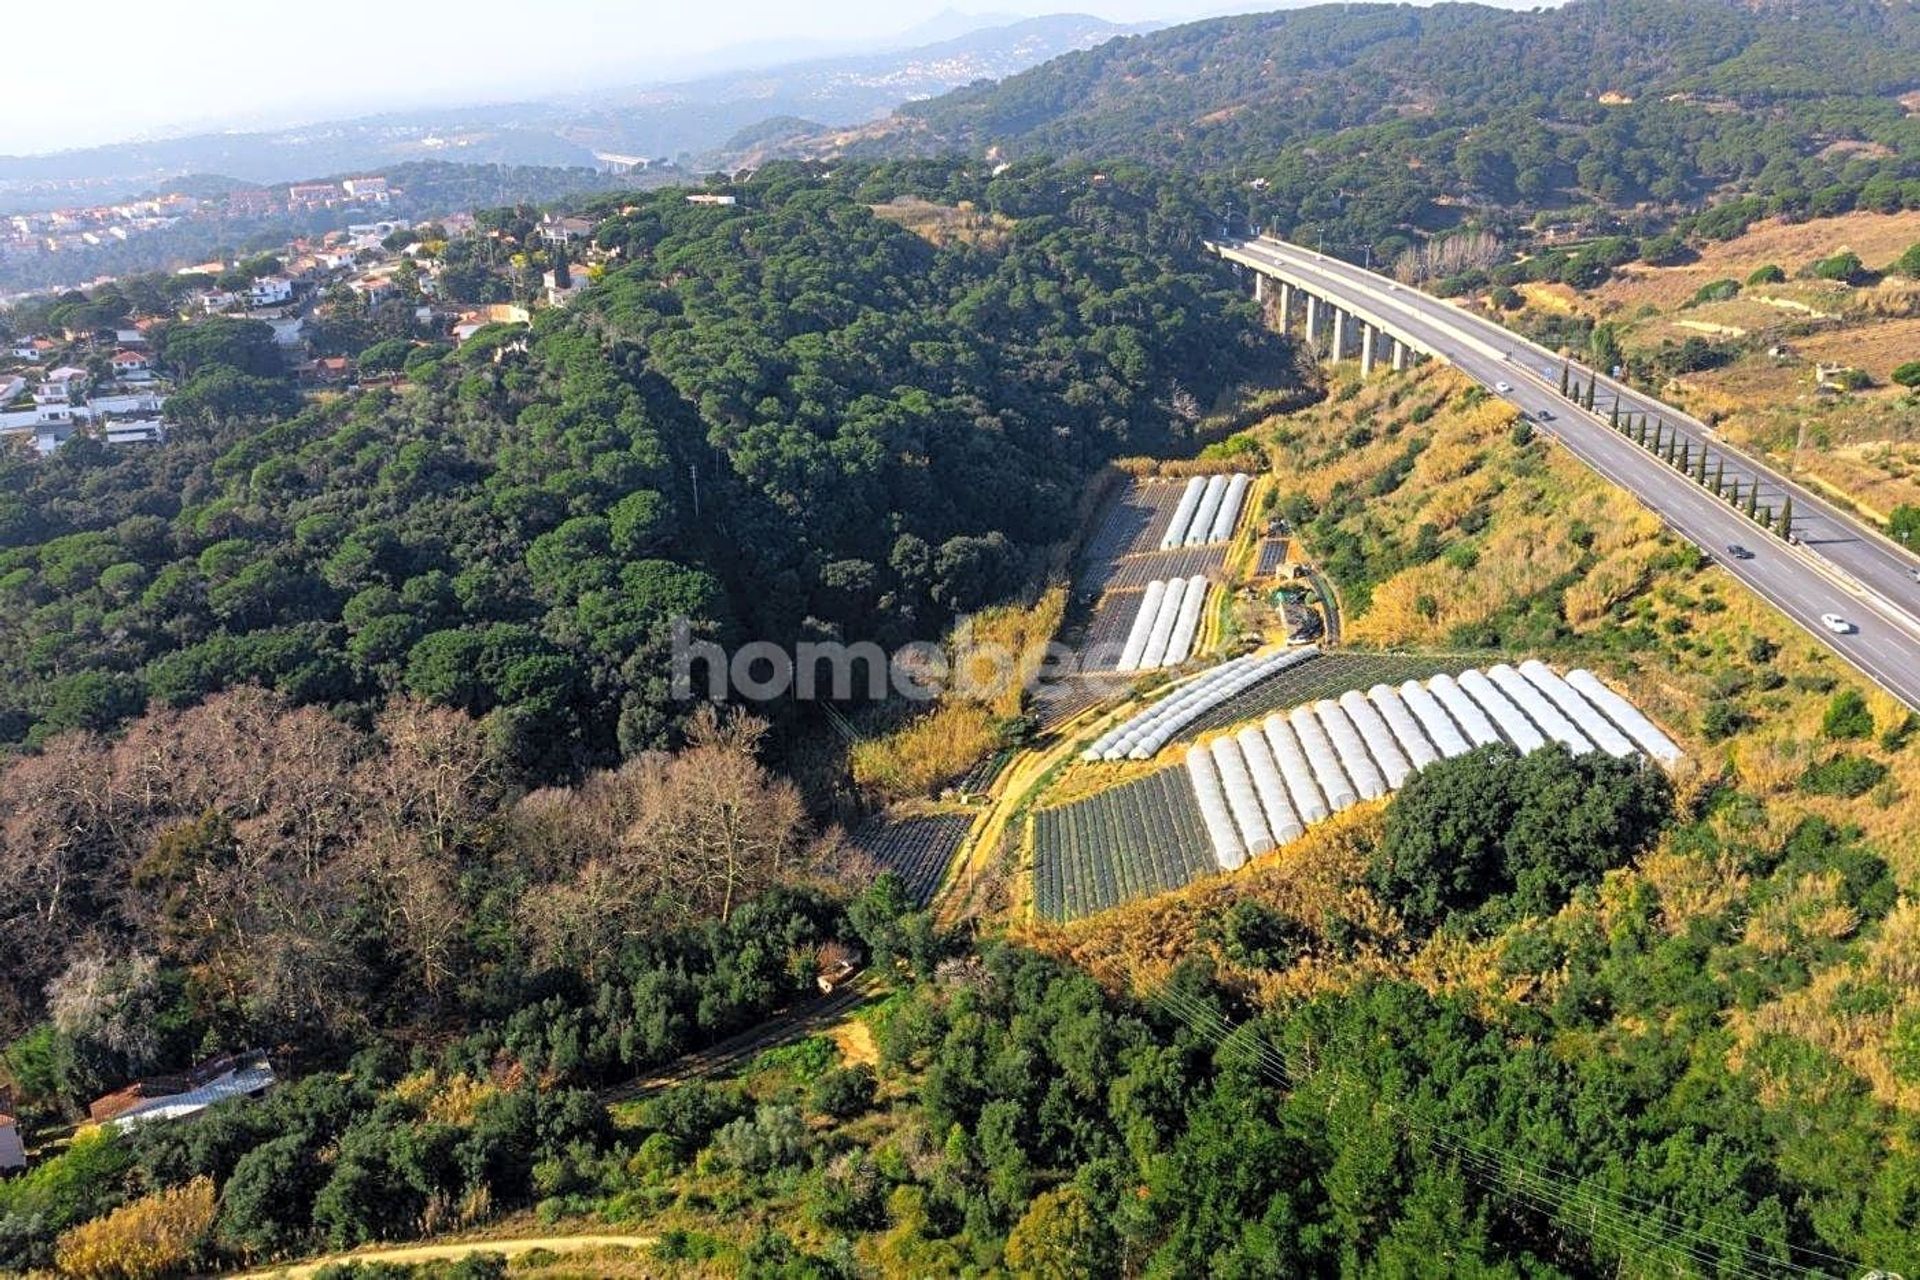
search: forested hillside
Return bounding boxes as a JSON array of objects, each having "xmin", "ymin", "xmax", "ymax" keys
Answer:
[
  {"xmin": 0, "ymin": 161, "xmax": 1282, "ymax": 773},
  {"xmin": 848, "ymin": 0, "xmax": 1920, "ymax": 250}
]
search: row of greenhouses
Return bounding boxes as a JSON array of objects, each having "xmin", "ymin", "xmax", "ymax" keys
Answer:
[
  {"xmin": 1115, "ymin": 575, "xmax": 1213, "ymax": 671},
  {"xmin": 1159, "ymin": 473, "xmax": 1253, "ymax": 549},
  {"xmin": 1084, "ymin": 645, "xmax": 1322, "ymax": 760},
  {"xmin": 1181, "ymin": 661, "xmax": 1682, "ymax": 868}
]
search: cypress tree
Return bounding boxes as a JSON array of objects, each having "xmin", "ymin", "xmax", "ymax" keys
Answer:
[
  {"xmin": 1610, "ymin": 401, "xmax": 1620, "ymax": 428},
  {"xmin": 1559, "ymin": 363, "xmax": 1570, "ymax": 396},
  {"xmin": 1778, "ymin": 496, "xmax": 1794, "ymax": 538},
  {"xmin": 1745, "ymin": 485, "xmax": 1759, "ymax": 520},
  {"xmin": 1713, "ymin": 457, "xmax": 1726, "ymax": 495},
  {"xmin": 1693, "ymin": 446, "xmax": 1708, "ymax": 484}
]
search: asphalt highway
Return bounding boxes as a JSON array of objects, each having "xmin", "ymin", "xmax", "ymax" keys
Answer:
[{"xmin": 1217, "ymin": 236, "xmax": 1920, "ymax": 711}]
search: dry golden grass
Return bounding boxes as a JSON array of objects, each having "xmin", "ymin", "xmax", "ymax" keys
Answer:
[
  {"xmin": 1596, "ymin": 209, "xmax": 1920, "ymax": 312},
  {"xmin": 869, "ymin": 197, "xmax": 1014, "ymax": 249},
  {"xmin": 1018, "ymin": 805, "xmax": 1394, "ymax": 994}
]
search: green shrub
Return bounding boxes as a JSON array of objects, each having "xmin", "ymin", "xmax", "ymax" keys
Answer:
[
  {"xmin": 1746, "ymin": 263, "xmax": 1787, "ymax": 285},
  {"xmin": 1800, "ymin": 754, "xmax": 1888, "ymax": 798},
  {"xmin": 1821, "ymin": 689, "xmax": 1874, "ymax": 740}
]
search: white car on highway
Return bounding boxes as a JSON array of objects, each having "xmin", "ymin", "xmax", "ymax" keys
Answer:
[
  {"xmin": 1820, "ymin": 613, "xmax": 1854, "ymax": 635},
  {"xmin": 1494, "ymin": 381, "xmax": 1512, "ymax": 393}
]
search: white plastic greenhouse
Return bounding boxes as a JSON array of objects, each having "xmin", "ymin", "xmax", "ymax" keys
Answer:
[
  {"xmin": 1262, "ymin": 714, "xmax": 1331, "ymax": 823},
  {"xmin": 1206, "ymin": 473, "xmax": 1251, "ymax": 543},
  {"xmin": 1186, "ymin": 475, "xmax": 1231, "ymax": 547},
  {"xmin": 1397, "ymin": 679, "xmax": 1472, "ymax": 758},
  {"xmin": 1565, "ymin": 669, "xmax": 1685, "ymax": 766},
  {"xmin": 1231, "ymin": 727, "xmax": 1300, "ymax": 843},
  {"xmin": 1137, "ymin": 577, "xmax": 1189, "ymax": 670},
  {"xmin": 1487, "ymin": 663, "xmax": 1593, "ymax": 754},
  {"xmin": 1457, "ymin": 668, "xmax": 1547, "ymax": 753},
  {"xmin": 1287, "ymin": 704, "xmax": 1357, "ymax": 811},
  {"xmin": 1081, "ymin": 645, "xmax": 1322, "ymax": 762},
  {"xmin": 1162, "ymin": 574, "xmax": 1211, "ymax": 666},
  {"xmin": 1210, "ymin": 736, "xmax": 1275, "ymax": 857},
  {"xmin": 1186, "ymin": 745, "xmax": 1246, "ymax": 870},
  {"xmin": 1518, "ymin": 661, "xmax": 1635, "ymax": 758},
  {"xmin": 1314, "ymin": 699, "xmax": 1387, "ymax": 801},
  {"xmin": 1160, "ymin": 476, "xmax": 1210, "ymax": 550},
  {"xmin": 1115, "ymin": 659, "xmax": 1688, "ymax": 894},
  {"xmin": 1366, "ymin": 684, "xmax": 1440, "ymax": 772},
  {"xmin": 1115, "ymin": 579, "xmax": 1167, "ymax": 673},
  {"xmin": 1427, "ymin": 673, "xmax": 1502, "ymax": 748}
]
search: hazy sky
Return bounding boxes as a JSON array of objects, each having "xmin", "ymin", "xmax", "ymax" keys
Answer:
[{"xmin": 7, "ymin": 0, "xmax": 1276, "ymax": 156}]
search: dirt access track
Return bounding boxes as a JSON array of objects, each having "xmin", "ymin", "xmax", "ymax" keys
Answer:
[{"xmin": 233, "ymin": 1232, "xmax": 657, "ymax": 1277}]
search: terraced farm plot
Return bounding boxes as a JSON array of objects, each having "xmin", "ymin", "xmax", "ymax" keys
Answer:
[
  {"xmin": 1172, "ymin": 652, "xmax": 1481, "ymax": 742},
  {"xmin": 1077, "ymin": 480, "xmax": 1191, "ymax": 586},
  {"xmin": 1099, "ymin": 546, "xmax": 1230, "ymax": 591},
  {"xmin": 1032, "ymin": 675, "xmax": 1126, "ymax": 729},
  {"xmin": 1256, "ymin": 538, "xmax": 1291, "ymax": 576},
  {"xmin": 850, "ymin": 812, "xmax": 973, "ymax": 905},
  {"xmin": 1032, "ymin": 768, "xmax": 1216, "ymax": 921},
  {"xmin": 1080, "ymin": 588, "xmax": 1148, "ymax": 670}
]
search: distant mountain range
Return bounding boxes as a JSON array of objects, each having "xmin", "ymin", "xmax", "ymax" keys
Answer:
[{"xmin": 0, "ymin": 13, "xmax": 1146, "ymax": 216}]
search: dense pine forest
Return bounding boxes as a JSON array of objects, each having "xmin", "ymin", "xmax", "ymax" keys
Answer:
[
  {"xmin": 0, "ymin": 162, "xmax": 1280, "ymax": 770},
  {"xmin": 860, "ymin": 0, "xmax": 1920, "ymax": 252}
]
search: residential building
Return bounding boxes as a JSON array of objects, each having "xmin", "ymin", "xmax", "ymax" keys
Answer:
[
  {"xmin": 110, "ymin": 350, "xmax": 153, "ymax": 382},
  {"xmin": 247, "ymin": 276, "xmax": 293, "ymax": 307},
  {"xmin": 342, "ymin": 177, "xmax": 390, "ymax": 203},
  {"xmin": 686, "ymin": 193, "xmax": 738, "ymax": 207},
  {"xmin": 88, "ymin": 1051, "xmax": 276, "ymax": 1130},
  {"xmin": 347, "ymin": 275, "xmax": 396, "ymax": 305},
  {"xmin": 34, "ymin": 367, "xmax": 87, "ymax": 422},
  {"xmin": 287, "ymin": 182, "xmax": 341, "ymax": 208},
  {"xmin": 539, "ymin": 214, "xmax": 594, "ymax": 246},
  {"xmin": 33, "ymin": 423, "xmax": 75, "ymax": 456},
  {"xmin": 105, "ymin": 419, "xmax": 167, "ymax": 446}
]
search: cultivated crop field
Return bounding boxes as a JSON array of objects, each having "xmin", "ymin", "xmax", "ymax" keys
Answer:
[
  {"xmin": 1079, "ymin": 587, "xmax": 1148, "ymax": 671},
  {"xmin": 1032, "ymin": 768, "xmax": 1215, "ymax": 921},
  {"xmin": 1172, "ymin": 651, "xmax": 1480, "ymax": 742},
  {"xmin": 850, "ymin": 812, "xmax": 974, "ymax": 905},
  {"xmin": 1078, "ymin": 479, "xmax": 1190, "ymax": 582},
  {"xmin": 1100, "ymin": 546, "xmax": 1229, "ymax": 591},
  {"xmin": 1256, "ymin": 538, "xmax": 1291, "ymax": 576}
]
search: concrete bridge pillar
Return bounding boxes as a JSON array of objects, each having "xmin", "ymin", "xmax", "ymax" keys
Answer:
[
  {"xmin": 1278, "ymin": 281, "xmax": 1294, "ymax": 334},
  {"xmin": 1392, "ymin": 338, "xmax": 1408, "ymax": 372},
  {"xmin": 1304, "ymin": 294, "xmax": 1321, "ymax": 349},
  {"xmin": 1360, "ymin": 323, "xmax": 1377, "ymax": 376},
  {"xmin": 1254, "ymin": 273, "xmax": 1267, "ymax": 304},
  {"xmin": 1330, "ymin": 308, "xmax": 1347, "ymax": 362}
]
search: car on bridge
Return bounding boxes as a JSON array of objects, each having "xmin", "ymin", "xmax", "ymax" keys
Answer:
[
  {"xmin": 1726, "ymin": 544, "xmax": 1755, "ymax": 561},
  {"xmin": 1494, "ymin": 381, "xmax": 1512, "ymax": 393},
  {"xmin": 1820, "ymin": 613, "xmax": 1854, "ymax": 635}
]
